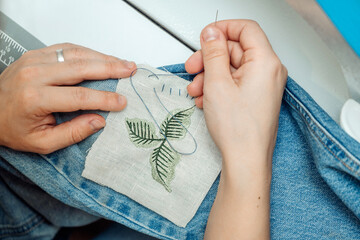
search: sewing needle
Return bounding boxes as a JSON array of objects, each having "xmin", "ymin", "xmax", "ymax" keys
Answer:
[{"xmin": 215, "ymin": 10, "xmax": 218, "ymax": 26}]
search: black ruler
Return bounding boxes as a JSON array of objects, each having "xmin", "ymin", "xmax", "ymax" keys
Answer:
[{"xmin": 0, "ymin": 11, "xmax": 45, "ymax": 74}]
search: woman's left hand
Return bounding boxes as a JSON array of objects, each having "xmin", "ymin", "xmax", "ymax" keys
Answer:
[{"xmin": 0, "ymin": 43, "xmax": 136, "ymax": 154}]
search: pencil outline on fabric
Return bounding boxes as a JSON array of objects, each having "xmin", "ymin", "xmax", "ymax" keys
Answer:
[{"xmin": 125, "ymin": 68, "xmax": 198, "ymax": 192}]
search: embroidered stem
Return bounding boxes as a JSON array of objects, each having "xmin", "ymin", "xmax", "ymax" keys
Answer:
[
  {"xmin": 129, "ymin": 68, "xmax": 198, "ymax": 155},
  {"xmin": 125, "ymin": 106, "xmax": 195, "ymax": 192},
  {"xmin": 126, "ymin": 68, "xmax": 199, "ymax": 192},
  {"xmin": 150, "ymin": 139, "xmax": 180, "ymax": 192}
]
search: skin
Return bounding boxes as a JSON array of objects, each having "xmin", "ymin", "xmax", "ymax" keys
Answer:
[
  {"xmin": 0, "ymin": 20, "xmax": 287, "ymax": 239},
  {"xmin": 185, "ymin": 20, "xmax": 287, "ymax": 239},
  {"xmin": 0, "ymin": 43, "xmax": 136, "ymax": 154}
]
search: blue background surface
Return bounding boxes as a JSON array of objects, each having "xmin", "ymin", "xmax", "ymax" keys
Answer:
[{"xmin": 317, "ymin": 0, "xmax": 360, "ymax": 57}]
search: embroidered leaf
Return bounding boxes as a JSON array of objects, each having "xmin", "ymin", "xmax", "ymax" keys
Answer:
[
  {"xmin": 150, "ymin": 140, "xmax": 180, "ymax": 192},
  {"xmin": 125, "ymin": 118, "xmax": 163, "ymax": 148},
  {"xmin": 125, "ymin": 106, "xmax": 196, "ymax": 192},
  {"xmin": 160, "ymin": 106, "xmax": 195, "ymax": 140}
]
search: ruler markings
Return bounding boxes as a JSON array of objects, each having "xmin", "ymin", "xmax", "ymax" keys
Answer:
[
  {"xmin": 0, "ymin": 11, "xmax": 45, "ymax": 73},
  {"xmin": 0, "ymin": 58, "xmax": 10, "ymax": 67},
  {"xmin": 1, "ymin": 30, "xmax": 28, "ymax": 53},
  {"xmin": 0, "ymin": 29, "xmax": 28, "ymax": 67}
]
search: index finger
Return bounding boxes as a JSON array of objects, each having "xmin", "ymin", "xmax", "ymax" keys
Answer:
[
  {"xmin": 41, "ymin": 86, "xmax": 126, "ymax": 113},
  {"xmin": 36, "ymin": 58, "xmax": 136, "ymax": 86}
]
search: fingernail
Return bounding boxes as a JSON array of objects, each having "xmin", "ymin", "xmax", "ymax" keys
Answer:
[
  {"xmin": 118, "ymin": 95, "xmax": 126, "ymax": 104},
  {"xmin": 124, "ymin": 60, "xmax": 135, "ymax": 69},
  {"xmin": 90, "ymin": 119, "xmax": 105, "ymax": 131},
  {"xmin": 202, "ymin": 26, "xmax": 220, "ymax": 42}
]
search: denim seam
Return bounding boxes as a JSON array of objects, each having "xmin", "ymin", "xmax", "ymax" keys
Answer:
[
  {"xmin": 0, "ymin": 213, "xmax": 37, "ymax": 228},
  {"xmin": 0, "ymin": 215, "xmax": 44, "ymax": 238},
  {"xmin": 284, "ymin": 87, "xmax": 360, "ymax": 176},
  {"xmin": 284, "ymin": 89, "xmax": 359, "ymax": 174},
  {"xmin": 38, "ymin": 153, "xmax": 176, "ymax": 240},
  {"xmin": 0, "ymin": 176, "xmax": 39, "ymax": 229}
]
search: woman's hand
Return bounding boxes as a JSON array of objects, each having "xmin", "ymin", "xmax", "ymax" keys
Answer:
[
  {"xmin": 186, "ymin": 20, "xmax": 287, "ymax": 239},
  {"xmin": 0, "ymin": 43, "xmax": 136, "ymax": 154},
  {"xmin": 186, "ymin": 20, "xmax": 287, "ymax": 165}
]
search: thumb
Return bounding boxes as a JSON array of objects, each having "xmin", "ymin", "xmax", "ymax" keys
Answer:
[
  {"xmin": 37, "ymin": 114, "xmax": 106, "ymax": 154},
  {"xmin": 200, "ymin": 26, "xmax": 232, "ymax": 84}
]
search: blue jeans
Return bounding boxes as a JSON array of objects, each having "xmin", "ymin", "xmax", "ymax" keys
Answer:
[{"xmin": 0, "ymin": 64, "xmax": 359, "ymax": 239}]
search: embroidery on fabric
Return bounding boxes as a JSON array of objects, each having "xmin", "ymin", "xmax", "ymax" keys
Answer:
[{"xmin": 126, "ymin": 106, "xmax": 195, "ymax": 192}]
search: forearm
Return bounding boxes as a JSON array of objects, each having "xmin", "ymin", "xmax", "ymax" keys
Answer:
[
  {"xmin": 204, "ymin": 151, "xmax": 272, "ymax": 240},
  {"xmin": 185, "ymin": 19, "xmax": 285, "ymax": 240}
]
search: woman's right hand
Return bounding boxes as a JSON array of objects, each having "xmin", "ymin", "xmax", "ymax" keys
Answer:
[
  {"xmin": 186, "ymin": 20, "xmax": 287, "ymax": 167},
  {"xmin": 0, "ymin": 43, "xmax": 136, "ymax": 154},
  {"xmin": 185, "ymin": 20, "xmax": 287, "ymax": 239}
]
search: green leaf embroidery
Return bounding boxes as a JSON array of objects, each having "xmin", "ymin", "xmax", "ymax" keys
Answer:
[
  {"xmin": 160, "ymin": 107, "xmax": 195, "ymax": 140},
  {"xmin": 125, "ymin": 118, "xmax": 162, "ymax": 148},
  {"xmin": 150, "ymin": 141, "xmax": 180, "ymax": 192},
  {"xmin": 125, "ymin": 106, "xmax": 195, "ymax": 192}
]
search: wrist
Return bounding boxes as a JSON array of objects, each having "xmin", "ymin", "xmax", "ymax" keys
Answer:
[
  {"xmin": 222, "ymin": 142, "xmax": 273, "ymax": 168},
  {"xmin": 220, "ymin": 147, "xmax": 273, "ymax": 189}
]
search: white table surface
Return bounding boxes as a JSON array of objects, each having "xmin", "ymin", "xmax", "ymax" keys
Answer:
[
  {"xmin": 128, "ymin": 0, "xmax": 352, "ymax": 122},
  {"xmin": 0, "ymin": 0, "xmax": 193, "ymax": 67},
  {"xmin": 1, "ymin": 0, "xmax": 357, "ymax": 122}
]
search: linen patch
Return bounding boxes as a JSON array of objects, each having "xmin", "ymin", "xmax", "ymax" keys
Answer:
[{"xmin": 82, "ymin": 65, "xmax": 222, "ymax": 227}]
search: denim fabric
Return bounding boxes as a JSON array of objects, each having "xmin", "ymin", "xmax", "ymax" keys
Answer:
[{"xmin": 0, "ymin": 64, "xmax": 360, "ymax": 239}]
